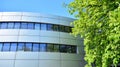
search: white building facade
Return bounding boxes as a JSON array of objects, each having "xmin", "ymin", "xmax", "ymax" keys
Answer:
[{"xmin": 0, "ymin": 12, "xmax": 85, "ymax": 67}]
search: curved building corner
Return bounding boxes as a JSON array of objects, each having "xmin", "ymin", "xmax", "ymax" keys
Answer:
[{"xmin": 0, "ymin": 12, "xmax": 85, "ymax": 67}]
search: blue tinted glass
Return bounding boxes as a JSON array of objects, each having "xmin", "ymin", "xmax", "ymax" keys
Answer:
[
  {"xmin": 0, "ymin": 43, "xmax": 3, "ymax": 51},
  {"xmin": 35, "ymin": 23, "xmax": 40, "ymax": 30},
  {"xmin": 1, "ymin": 23, "xmax": 8, "ymax": 29},
  {"xmin": 0, "ymin": 23, "xmax": 1, "ymax": 29},
  {"xmin": 21, "ymin": 23, "xmax": 27, "ymax": 29},
  {"xmin": 2, "ymin": 43, "xmax": 10, "ymax": 51},
  {"xmin": 25, "ymin": 43, "xmax": 32, "ymax": 51},
  {"xmin": 17, "ymin": 43, "xmax": 24, "ymax": 51},
  {"xmin": 14, "ymin": 23, "xmax": 20, "ymax": 29},
  {"xmin": 33, "ymin": 43, "xmax": 39, "ymax": 51},
  {"xmin": 41, "ymin": 23, "xmax": 47, "ymax": 30},
  {"xmin": 40, "ymin": 43, "xmax": 47, "ymax": 52},
  {"xmin": 10, "ymin": 43, "xmax": 17, "ymax": 51},
  {"xmin": 8, "ymin": 23, "xmax": 14, "ymax": 29},
  {"xmin": 28, "ymin": 23, "xmax": 34, "ymax": 29},
  {"xmin": 47, "ymin": 24, "xmax": 53, "ymax": 31}
]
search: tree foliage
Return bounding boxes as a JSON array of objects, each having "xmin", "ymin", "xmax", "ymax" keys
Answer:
[{"xmin": 68, "ymin": 0, "xmax": 120, "ymax": 67}]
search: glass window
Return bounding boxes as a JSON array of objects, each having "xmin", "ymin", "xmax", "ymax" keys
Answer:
[
  {"xmin": 47, "ymin": 24, "xmax": 53, "ymax": 31},
  {"xmin": 71, "ymin": 46, "xmax": 77, "ymax": 53},
  {"xmin": 54, "ymin": 44, "xmax": 59, "ymax": 52},
  {"xmin": 60, "ymin": 45, "xmax": 67, "ymax": 53},
  {"xmin": 25, "ymin": 43, "xmax": 32, "ymax": 51},
  {"xmin": 0, "ymin": 43, "xmax": 3, "ymax": 51},
  {"xmin": 10, "ymin": 43, "xmax": 17, "ymax": 51},
  {"xmin": 35, "ymin": 23, "xmax": 40, "ymax": 30},
  {"xmin": 17, "ymin": 43, "xmax": 24, "ymax": 51},
  {"xmin": 60, "ymin": 26, "xmax": 65, "ymax": 32},
  {"xmin": 47, "ymin": 44, "xmax": 54, "ymax": 52},
  {"xmin": 21, "ymin": 23, "xmax": 27, "ymax": 29},
  {"xmin": 66, "ymin": 46, "xmax": 72, "ymax": 53},
  {"xmin": 14, "ymin": 23, "xmax": 20, "ymax": 29},
  {"xmin": 0, "ymin": 23, "xmax": 1, "ymax": 29},
  {"xmin": 40, "ymin": 43, "xmax": 47, "ymax": 52},
  {"xmin": 41, "ymin": 23, "xmax": 47, "ymax": 30},
  {"xmin": 33, "ymin": 43, "xmax": 39, "ymax": 52},
  {"xmin": 8, "ymin": 23, "xmax": 14, "ymax": 29},
  {"xmin": 28, "ymin": 23, "xmax": 34, "ymax": 29},
  {"xmin": 2, "ymin": 43, "xmax": 10, "ymax": 51},
  {"xmin": 1, "ymin": 23, "xmax": 8, "ymax": 29},
  {"xmin": 64, "ymin": 26, "xmax": 70, "ymax": 33},
  {"xmin": 53, "ymin": 25, "xmax": 59, "ymax": 31}
]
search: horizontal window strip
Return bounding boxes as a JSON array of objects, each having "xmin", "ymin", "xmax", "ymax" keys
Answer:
[
  {"xmin": 0, "ymin": 42, "xmax": 77, "ymax": 53},
  {"xmin": 0, "ymin": 22, "xmax": 72, "ymax": 33}
]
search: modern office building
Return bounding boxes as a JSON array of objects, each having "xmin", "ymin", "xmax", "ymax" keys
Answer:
[{"xmin": 0, "ymin": 12, "xmax": 85, "ymax": 67}]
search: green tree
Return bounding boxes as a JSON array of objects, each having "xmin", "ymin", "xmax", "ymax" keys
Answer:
[{"xmin": 68, "ymin": 0, "xmax": 120, "ymax": 67}]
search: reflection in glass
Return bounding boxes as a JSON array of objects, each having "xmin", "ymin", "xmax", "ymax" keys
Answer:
[
  {"xmin": 21, "ymin": 23, "xmax": 27, "ymax": 29},
  {"xmin": 40, "ymin": 43, "xmax": 47, "ymax": 52},
  {"xmin": 47, "ymin": 24, "xmax": 53, "ymax": 31},
  {"xmin": 47, "ymin": 44, "xmax": 54, "ymax": 52},
  {"xmin": 25, "ymin": 43, "xmax": 32, "ymax": 51},
  {"xmin": 71, "ymin": 46, "xmax": 77, "ymax": 53},
  {"xmin": 14, "ymin": 23, "xmax": 20, "ymax": 29},
  {"xmin": 28, "ymin": 23, "xmax": 34, "ymax": 29},
  {"xmin": 41, "ymin": 23, "xmax": 47, "ymax": 30},
  {"xmin": 60, "ymin": 26, "xmax": 65, "ymax": 32},
  {"xmin": 8, "ymin": 23, "xmax": 14, "ymax": 29},
  {"xmin": 54, "ymin": 44, "xmax": 59, "ymax": 52},
  {"xmin": 60, "ymin": 45, "xmax": 66, "ymax": 53},
  {"xmin": 17, "ymin": 43, "xmax": 24, "ymax": 51},
  {"xmin": 33, "ymin": 43, "xmax": 39, "ymax": 51},
  {"xmin": 10, "ymin": 43, "xmax": 17, "ymax": 51},
  {"xmin": 0, "ymin": 43, "xmax": 3, "ymax": 51},
  {"xmin": 2, "ymin": 43, "xmax": 10, "ymax": 51},
  {"xmin": 35, "ymin": 23, "xmax": 40, "ymax": 30},
  {"xmin": 1, "ymin": 23, "xmax": 7, "ymax": 29},
  {"xmin": 66, "ymin": 46, "xmax": 72, "ymax": 53},
  {"xmin": 53, "ymin": 25, "xmax": 59, "ymax": 31}
]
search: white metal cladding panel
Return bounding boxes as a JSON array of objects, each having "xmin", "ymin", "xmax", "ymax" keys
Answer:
[
  {"xmin": 15, "ymin": 60, "xmax": 39, "ymax": 67},
  {"xmin": 21, "ymin": 16, "xmax": 41, "ymax": 22},
  {"xmin": 61, "ymin": 60, "xmax": 81, "ymax": 67},
  {"xmin": 0, "ymin": 60, "xmax": 14, "ymax": 67},
  {"xmin": 61, "ymin": 53, "xmax": 81, "ymax": 61},
  {"xmin": 18, "ymin": 36, "xmax": 40, "ymax": 42},
  {"xmin": 0, "ymin": 52, "xmax": 16, "ymax": 59},
  {"xmin": 39, "ymin": 52, "xmax": 60, "ymax": 60},
  {"xmin": 59, "ymin": 32, "xmax": 76, "ymax": 39},
  {"xmin": 0, "ymin": 36, "xmax": 18, "ymax": 42},
  {"xmin": 40, "ymin": 31, "xmax": 59, "ymax": 37},
  {"xmin": 40, "ymin": 17, "xmax": 60, "ymax": 25},
  {"xmin": 39, "ymin": 60, "xmax": 60, "ymax": 67},
  {"xmin": 1, "ymin": 15, "xmax": 22, "ymax": 21},
  {"xmin": 39, "ymin": 37, "xmax": 60, "ymax": 44},
  {"xmin": 59, "ymin": 38, "xmax": 78, "ymax": 45},
  {"xmin": 0, "ymin": 29, "xmax": 19, "ymax": 36},
  {"xmin": 19, "ymin": 30, "xmax": 40, "ymax": 36},
  {"xmin": 16, "ymin": 52, "xmax": 39, "ymax": 60},
  {"xmin": 0, "ymin": 12, "xmax": 74, "ymax": 26}
]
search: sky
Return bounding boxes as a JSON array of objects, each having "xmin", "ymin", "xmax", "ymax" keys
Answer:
[{"xmin": 0, "ymin": 0, "xmax": 74, "ymax": 18}]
